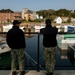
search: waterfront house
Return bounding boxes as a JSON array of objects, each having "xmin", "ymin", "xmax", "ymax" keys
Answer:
[
  {"xmin": 61, "ymin": 17, "xmax": 68, "ymax": 22},
  {"xmin": 54, "ymin": 17, "xmax": 62, "ymax": 24},
  {"xmin": 22, "ymin": 8, "xmax": 37, "ymax": 21}
]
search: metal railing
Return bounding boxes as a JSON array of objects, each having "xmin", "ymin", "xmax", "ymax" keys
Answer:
[{"xmin": 0, "ymin": 32, "xmax": 75, "ymax": 71}]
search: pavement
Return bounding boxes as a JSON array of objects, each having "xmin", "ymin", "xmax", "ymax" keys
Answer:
[{"xmin": 0, "ymin": 70, "xmax": 75, "ymax": 75}]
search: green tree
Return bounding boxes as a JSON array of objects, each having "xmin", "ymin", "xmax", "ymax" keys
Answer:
[
  {"xmin": 50, "ymin": 15, "xmax": 56, "ymax": 21},
  {"xmin": 0, "ymin": 9, "xmax": 14, "ymax": 13},
  {"xmin": 55, "ymin": 9, "xmax": 70, "ymax": 17}
]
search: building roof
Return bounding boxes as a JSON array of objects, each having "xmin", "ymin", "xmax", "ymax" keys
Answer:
[{"xmin": 25, "ymin": 10, "xmax": 35, "ymax": 14}]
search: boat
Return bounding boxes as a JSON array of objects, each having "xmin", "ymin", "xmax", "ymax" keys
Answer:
[
  {"xmin": 3, "ymin": 24, "xmax": 25, "ymax": 32},
  {"xmin": 56, "ymin": 25, "xmax": 75, "ymax": 59},
  {"xmin": 56, "ymin": 25, "xmax": 75, "ymax": 32},
  {"xmin": 0, "ymin": 37, "xmax": 10, "ymax": 54},
  {"xmin": 34, "ymin": 24, "xmax": 45, "ymax": 32},
  {"xmin": 67, "ymin": 25, "xmax": 74, "ymax": 32},
  {"xmin": 0, "ymin": 44, "xmax": 10, "ymax": 53},
  {"xmin": 0, "ymin": 38, "xmax": 11, "ymax": 69},
  {"xmin": 3, "ymin": 24, "xmax": 13, "ymax": 32},
  {"xmin": 57, "ymin": 33, "xmax": 75, "ymax": 59},
  {"xmin": 34, "ymin": 23, "xmax": 45, "ymax": 29}
]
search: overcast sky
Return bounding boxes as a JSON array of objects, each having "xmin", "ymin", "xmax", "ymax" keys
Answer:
[{"xmin": 0, "ymin": 0, "xmax": 75, "ymax": 12}]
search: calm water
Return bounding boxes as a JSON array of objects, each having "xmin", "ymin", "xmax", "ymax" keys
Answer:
[
  {"xmin": 0, "ymin": 34, "xmax": 75, "ymax": 70},
  {"xmin": 25, "ymin": 34, "xmax": 75, "ymax": 70}
]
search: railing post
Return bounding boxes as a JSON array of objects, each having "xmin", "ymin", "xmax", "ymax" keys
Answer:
[{"xmin": 37, "ymin": 33, "xmax": 40, "ymax": 71}]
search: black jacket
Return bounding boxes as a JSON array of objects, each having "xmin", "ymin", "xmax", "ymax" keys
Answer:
[
  {"xmin": 40, "ymin": 25, "xmax": 58, "ymax": 47},
  {"xmin": 6, "ymin": 26, "xmax": 26, "ymax": 49}
]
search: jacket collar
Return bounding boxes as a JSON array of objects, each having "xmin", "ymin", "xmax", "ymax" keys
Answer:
[
  {"xmin": 13, "ymin": 26, "xmax": 19, "ymax": 28},
  {"xmin": 46, "ymin": 25, "xmax": 52, "ymax": 27}
]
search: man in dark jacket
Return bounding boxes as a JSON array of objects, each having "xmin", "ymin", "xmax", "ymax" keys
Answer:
[
  {"xmin": 40, "ymin": 19, "xmax": 58, "ymax": 75},
  {"xmin": 6, "ymin": 20, "xmax": 26, "ymax": 75}
]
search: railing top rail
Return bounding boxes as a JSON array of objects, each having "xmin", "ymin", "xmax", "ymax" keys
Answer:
[
  {"xmin": 68, "ymin": 45, "xmax": 75, "ymax": 51},
  {"xmin": 0, "ymin": 32, "xmax": 39, "ymax": 34},
  {"xmin": 0, "ymin": 32, "xmax": 75, "ymax": 34}
]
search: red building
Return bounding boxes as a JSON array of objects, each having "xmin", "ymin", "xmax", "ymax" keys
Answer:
[{"xmin": 0, "ymin": 12, "xmax": 22, "ymax": 23}]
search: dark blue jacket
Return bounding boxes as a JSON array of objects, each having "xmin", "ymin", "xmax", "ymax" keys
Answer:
[
  {"xmin": 40, "ymin": 25, "xmax": 58, "ymax": 47},
  {"xmin": 6, "ymin": 26, "xmax": 26, "ymax": 49}
]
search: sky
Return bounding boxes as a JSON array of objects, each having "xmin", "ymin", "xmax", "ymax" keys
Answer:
[{"xmin": 0, "ymin": 0, "xmax": 75, "ymax": 12}]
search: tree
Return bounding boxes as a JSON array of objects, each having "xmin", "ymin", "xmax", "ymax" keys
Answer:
[
  {"xmin": 36, "ymin": 9, "xmax": 55, "ymax": 19},
  {"xmin": 0, "ymin": 9, "xmax": 14, "ymax": 13},
  {"xmin": 50, "ymin": 15, "xmax": 56, "ymax": 21},
  {"xmin": 71, "ymin": 12, "xmax": 75, "ymax": 18},
  {"xmin": 55, "ymin": 9, "xmax": 70, "ymax": 17},
  {"xmin": 67, "ymin": 16, "xmax": 71, "ymax": 23},
  {"xmin": 36, "ymin": 9, "xmax": 74, "ymax": 19}
]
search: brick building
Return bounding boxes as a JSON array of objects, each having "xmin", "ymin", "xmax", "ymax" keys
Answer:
[{"xmin": 0, "ymin": 12, "xmax": 22, "ymax": 23}]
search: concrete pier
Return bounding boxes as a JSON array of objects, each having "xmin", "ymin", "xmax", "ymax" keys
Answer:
[{"xmin": 0, "ymin": 70, "xmax": 75, "ymax": 75}]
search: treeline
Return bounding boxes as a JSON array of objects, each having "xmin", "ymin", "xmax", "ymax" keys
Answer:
[
  {"xmin": 36, "ymin": 9, "xmax": 75, "ymax": 21},
  {"xmin": 0, "ymin": 9, "xmax": 14, "ymax": 13},
  {"xmin": 0, "ymin": 8, "xmax": 75, "ymax": 21}
]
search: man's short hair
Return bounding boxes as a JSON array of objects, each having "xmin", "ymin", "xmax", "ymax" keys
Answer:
[{"xmin": 45, "ymin": 19, "xmax": 51, "ymax": 25}]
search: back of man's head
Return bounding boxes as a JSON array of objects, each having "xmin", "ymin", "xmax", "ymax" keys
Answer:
[
  {"xmin": 45, "ymin": 19, "xmax": 51, "ymax": 25},
  {"xmin": 12, "ymin": 20, "xmax": 21, "ymax": 26}
]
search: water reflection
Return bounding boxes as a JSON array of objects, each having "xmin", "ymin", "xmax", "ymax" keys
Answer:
[
  {"xmin": 0, "ymin": 33, "xmax": 75, "ymax": 70},
  {"xmin": 25, "ymin": 34, "xmax": 75, "ymax": 70}
]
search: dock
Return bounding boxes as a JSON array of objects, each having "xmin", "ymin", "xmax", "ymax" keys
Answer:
[
  {"xmin": 0, "ymin": 70, "xmax": 75, "ymax": 75},
  {"xmin": 0, "ymin": 45, "xmax": 10, "ymax": 54}
]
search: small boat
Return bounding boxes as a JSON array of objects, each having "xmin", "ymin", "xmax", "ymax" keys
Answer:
[
  {"xmin": 67, "ymin": 25, "xmax": 74, "ymax": 32},
  {"xmin": 0, "ymin": 44, "xmax": 10, "ymax": 54},
  {"xmin": 57, "ymin": 33, "xmax": 75, "ymax": 59},
  {"xmin": 56, "ymin": 25, "xmax": 75, "ymax": 32},
  {"xmin": 34, "ymin": 25, "xmax": 45, "ymax": 30}
]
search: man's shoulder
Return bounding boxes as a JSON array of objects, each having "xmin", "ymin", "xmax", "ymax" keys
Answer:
[
  {"xmin": 53, "ymin": 26, "xmax": 58, "ymax": 30},
  {"xmin": 19, "ymin": 28, "xmax": 24, "ymax": 33},
  {"xmin": 40, "ymin": 28, "xmax": 45, "ymax": 32},
  {"xmin": 7, "ymin": 28, "xmax": 12, "ymax": 33}
]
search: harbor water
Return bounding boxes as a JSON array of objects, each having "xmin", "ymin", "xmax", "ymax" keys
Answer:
[
  {"xmin": 0, "ymin": 34, "xmax": 75, "ymax": 70},
  {"xmin": 0, "ymin": 31, "xmax": 75, "ymax": 70}
]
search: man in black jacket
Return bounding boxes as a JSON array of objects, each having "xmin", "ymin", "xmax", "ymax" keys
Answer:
[
  {"xmin": 6, "ymin": 20, "xmax": 26, "ymax": 75},
  {"xmin": 40, "ymin": 19, "xmax": 58, "ymax": 75}
]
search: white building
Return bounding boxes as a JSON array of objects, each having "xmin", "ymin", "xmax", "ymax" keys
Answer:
[
  {"xmin": 36, "ymin": 14, "xmax": 39, "ymax": 19},
  {"xmin": 54, "ymin": 17, "xmax": 62, "ymax": 24},
  {"xmin": 36, "ymin": 15, "xmax": 43, "ymax": 19},
  {"xmin": 39, "ymin": 16, "xmax": 43, "ymax": 19}
]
